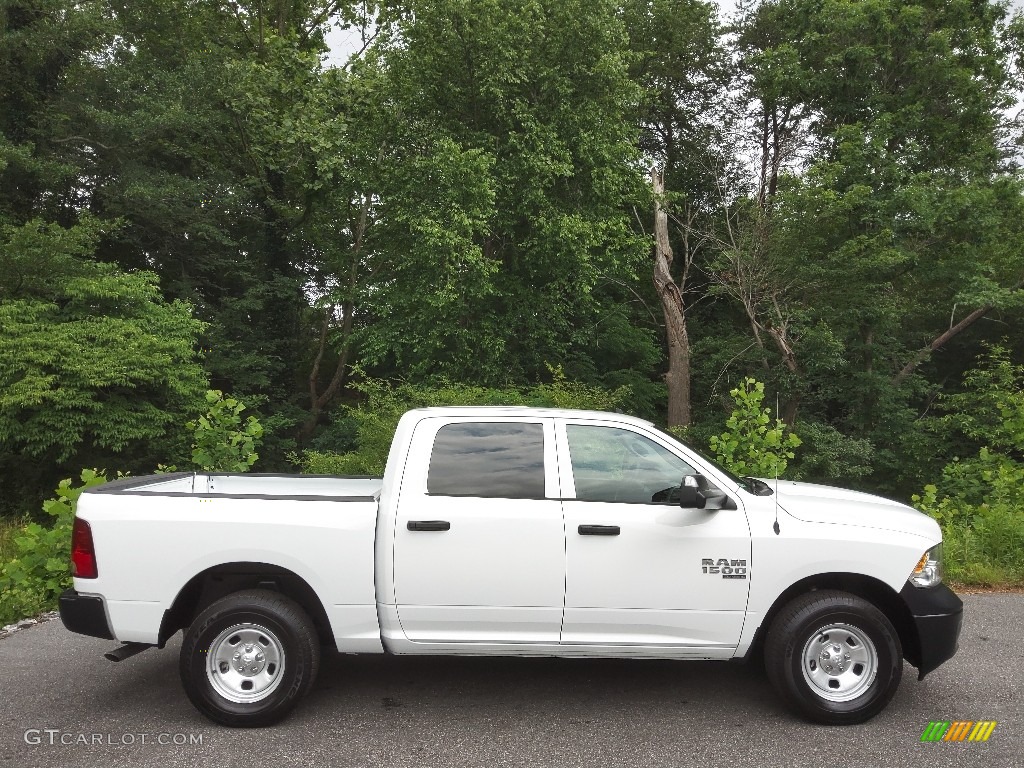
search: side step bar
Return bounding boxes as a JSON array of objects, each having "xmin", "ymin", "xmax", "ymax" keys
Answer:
[{"xmin": 104, "ymin": 642, "xmax": 154, "ymax": 663}]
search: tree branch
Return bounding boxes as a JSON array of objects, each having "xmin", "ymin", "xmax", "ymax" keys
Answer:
[
  {"xmin": 893, "ymin": 304, "xmax": 995, "ymax": 386},
  {"xmin": 52, "ymin": 136, "xmax": 113, "ymax": 149},
  {"xmin": 301, "ymin": 1, "xmax": 349, "ymax": 44},
  {"xmin": 894, "ymin": 278, "xmax": 1024, "ymax": 385}
]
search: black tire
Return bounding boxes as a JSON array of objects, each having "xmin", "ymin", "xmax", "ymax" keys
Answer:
[
  {"xmin": 179, "ymin": 589, "xmax": 320, "ymax": 727},
  {"xmin": 764, "ymin": 590, "xmax": 902, "ymax": 725}
]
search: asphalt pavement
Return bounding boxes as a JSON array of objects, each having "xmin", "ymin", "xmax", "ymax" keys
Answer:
[{"xmin": 1, "ymin": 594, "xmax": 1020, "ymax": 768}]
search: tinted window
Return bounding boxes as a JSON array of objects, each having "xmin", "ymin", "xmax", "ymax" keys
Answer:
[
  {"xmin": 427, "ymin": 422, "xmax": 546, "ymax": 498},
  {"xmin": 567, "ymin": 425, "xmax": 696, "ymax": 504}
]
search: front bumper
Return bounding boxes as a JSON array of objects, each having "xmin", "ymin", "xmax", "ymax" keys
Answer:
[
  {"xmin": 58, "ymin": 589, "xmax": 113, "ymax": 640},
  {"xmin": 899, "ymin": 582, "xmax": 963, "ymax": 679}
]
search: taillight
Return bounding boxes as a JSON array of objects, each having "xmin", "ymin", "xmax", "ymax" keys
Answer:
[{"xmin": 71, "ymin": 517, "xmax": 98, "ymax": 579}]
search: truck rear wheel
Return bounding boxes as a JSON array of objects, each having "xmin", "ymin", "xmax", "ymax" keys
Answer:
[
  {"xmin": 764, "ymin": 590, "xmax": 902, "ymax": 724},
  {"xmin": 179, "ymin": 589, "xmax": 320, "ymax": 727}
]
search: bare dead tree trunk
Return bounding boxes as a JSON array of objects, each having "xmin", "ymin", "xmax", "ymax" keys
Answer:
[{"xmin": 652, "ymin": 166, "xmax": 692, "ymax": 427}]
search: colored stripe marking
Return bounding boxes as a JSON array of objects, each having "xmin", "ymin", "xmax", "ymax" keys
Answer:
[
  {"xmin": 944, "ymin": 721, "xmax": 973, "ymax": 741},
  {"xmin": 921, "ymin": 721, "xmax": 996, "ymax": 743},
  {"xmin": 968, "ymin": 722, "xmax": 997, "ymax": 742},
  {"xmin": 921, "ymin": 722, "xmax": 949, "ymax": 742}
]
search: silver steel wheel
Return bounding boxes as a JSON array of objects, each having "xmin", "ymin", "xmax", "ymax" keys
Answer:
[
  {"xmin": 800, "ymin": 622, "xmax": 878, "ymax": 703},
  {"xmin": 206, "ymin": 623, "xmax": 285, "ymax": 704}
]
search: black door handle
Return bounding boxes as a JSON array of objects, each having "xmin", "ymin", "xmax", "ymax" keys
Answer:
[
  {"xmin": 407, "ymin": 520, "xmax": 451, "ymax": 532},
  {"xmin": 578, "ymin": 524, "xmax": 620, "ymax": 536}
]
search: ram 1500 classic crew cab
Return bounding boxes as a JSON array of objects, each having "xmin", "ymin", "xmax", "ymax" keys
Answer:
[{"xmin": 59, "ymin": 407, "xmax": 962, "ymax": 727}]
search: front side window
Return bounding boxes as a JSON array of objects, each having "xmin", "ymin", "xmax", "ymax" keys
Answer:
[
  {"xmin": 427, "ymin": 422, "xmax": 546, "ymax": 498},
  {"xmin": 566, "ymin": 424, "xmax": 696, "ymax": 504}
]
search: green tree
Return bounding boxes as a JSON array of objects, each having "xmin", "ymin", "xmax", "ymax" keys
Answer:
[
  {"xmin": 722, "ymin": 0, "xmax": 1024, "ymax": 492},
  {"xmin": 0, "ymin": 217, "xmax": 208, "ymax": 512},
  {"xmin": 297, "ymin": 371, "xmax": 630, "ymax": 476},
  {"xmin": 2, "ymin": 1, "xmax": 364, "ymax": 462},
  {"xmin": 77, "ymin": 2, "xmax": 327, "ymax": 458},
  {"xmin": 709, "ymin": 377, "xmax": 801, "ymax": 477},
  {"xmin": 358, "ymin": 0, "xmax": 649, "ymax": 385},
  {"xmin": 189, "ymin": 390, "xmax": 264, "ymax": 472},
  {"xmin": 913, "ymin": 347, "xmax": 1024, "ymax": 584}
]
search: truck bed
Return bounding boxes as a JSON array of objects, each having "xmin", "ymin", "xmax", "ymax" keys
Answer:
[
  {"xmin": 76, "ymin": 472, "xmax": 383, "ymax": 652},
  {"xmin": 93, "ymin": 472, "xmax": 383, "ymax": 499}
]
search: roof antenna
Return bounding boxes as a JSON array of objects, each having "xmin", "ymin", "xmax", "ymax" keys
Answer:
[{"xmin": 773, "ymin": 393, "xmax": 781, "ymax": 536}]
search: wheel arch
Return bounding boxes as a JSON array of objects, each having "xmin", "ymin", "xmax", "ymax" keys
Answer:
[
  {"xmin": 158, "ymin": 562, "xmax": 334, "ymax": 648},
  {"xmin": 743, "ymin": 572, "xmax": 919, "ymax": 669}
]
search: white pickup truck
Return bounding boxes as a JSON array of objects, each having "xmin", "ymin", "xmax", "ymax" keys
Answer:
[{"xmin": 59, "ymin": 407, "xmax": 962, "ymax": 727}]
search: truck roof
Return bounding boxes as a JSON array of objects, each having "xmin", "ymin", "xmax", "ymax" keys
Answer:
[{"xmin": 401, "ymin": 406, "xmax": 657, "ymax": 428}]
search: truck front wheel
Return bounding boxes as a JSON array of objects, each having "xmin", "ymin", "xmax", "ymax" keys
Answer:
[
  {"xmin": 179, "ymin": 589, "xmax": 320, "ymax": 727},
  {"xmin": 764, "ymin": 590, "xmax": 902, "ymax": 724}
]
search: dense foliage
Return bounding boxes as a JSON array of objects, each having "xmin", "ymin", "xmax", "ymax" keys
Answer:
[
  {"xmin": 0, "ymin": 217, "xmax": 207, "ymax": 515},
  {"xmin": 188, "ymin": 390, "xmax": 265, "ymax": 473},
  {"xmin": 297, "ymin": 371, "xmax": 629, "ymax": 475},
  {"xmin": 0, "ymin": 398, "xmax": 265, "ymax": 625},
  {"xmin": 913, "ymin": 348, "xmax": 1024, "ymax": 583},
  {"xmin": 0, "ymin": 469, "xmax": 108, "ymax": 626},
  {"xmin": 709, "ymin": 378, "xmax": 801, "ymax": 478},
  {"xmin": 1, "ymin": 0, "xmax": 1023, "ymax": 585}
]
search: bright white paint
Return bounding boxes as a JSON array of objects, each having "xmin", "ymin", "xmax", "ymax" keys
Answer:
[
  {"xmin": 391, "ymin": 416, "xmax": 565, "ymax": 643},
  {"xmin": 73, "ymin": 406, "xmax": 940, "ymax": 663}
]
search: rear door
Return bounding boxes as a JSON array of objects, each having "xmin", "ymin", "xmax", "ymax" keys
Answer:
[
  {"xmin": 558, "ymin": 419, "xmax": 751, "ymax": 655},
  {"xmin": 392, "ymin": 417, "xmax": 565, "ymax": 643}
]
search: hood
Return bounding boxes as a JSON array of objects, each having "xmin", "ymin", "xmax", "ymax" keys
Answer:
[{"xmin": 763, "ymin": 479, "xmax": 941, "ymax": 542}]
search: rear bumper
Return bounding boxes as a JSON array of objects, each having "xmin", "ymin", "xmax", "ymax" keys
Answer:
[
  {"xmin": 899, "ymin": 582, "xmax": 963, "ymax": 679},
  {"xmin": 58, "ymin": 589, "xmax": 113, "ymax": 640}
]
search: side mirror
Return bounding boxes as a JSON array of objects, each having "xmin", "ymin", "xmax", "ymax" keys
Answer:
[
  {"xmin": 679, "ymin": 474, "xmax": 736, "ymax": 511},
  {"xmin": 679, "ymin": 475, "xmax": 707, "ymax": 509}
]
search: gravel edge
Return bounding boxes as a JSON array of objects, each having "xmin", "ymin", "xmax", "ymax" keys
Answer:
[{"xmin": 0, "ymin": 610, "xmax": 60, "ymax": 641}]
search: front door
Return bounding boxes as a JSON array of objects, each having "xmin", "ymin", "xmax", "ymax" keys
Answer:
[
  {"xmin": 393, "ymin": 417, "xmax": 565, "ymax": 644},
  {"xmin": 558, "ymin": 420, "xmax": 751, "ymax": 656}
]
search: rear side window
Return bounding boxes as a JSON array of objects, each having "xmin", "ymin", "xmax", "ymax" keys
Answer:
[{"xmin": 427, "ymin": 422, "xmax": 546, "ymax": 498}]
